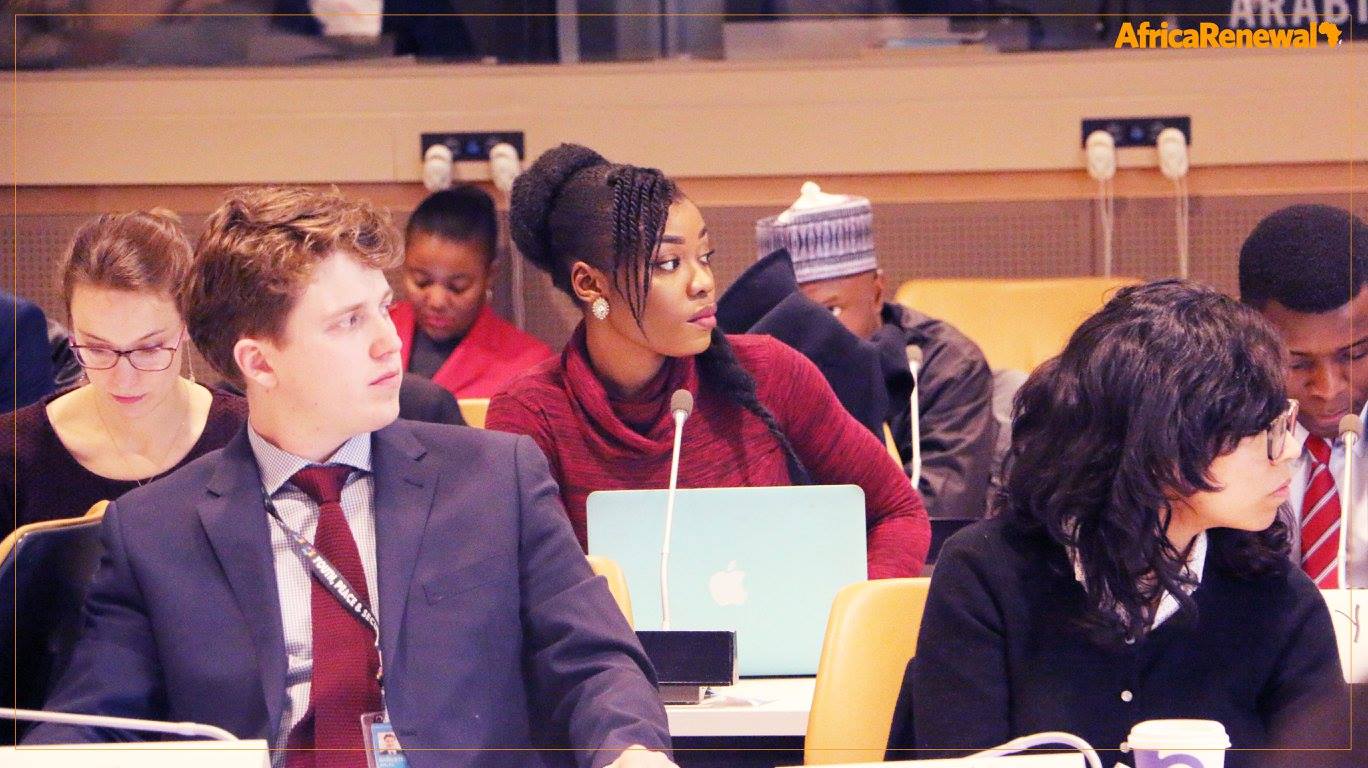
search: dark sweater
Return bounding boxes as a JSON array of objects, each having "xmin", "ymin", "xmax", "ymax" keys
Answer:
[
  {"xmin": 891, "ymin": 517, "xmax": 1349, "ymax": 767},
  {"xmin": 486, "ymin": 326, "xmax": 930, "ymax": 578},
  {"xmin": 1, "ymin": 387, "xmax": 248, "ymax": 534}
]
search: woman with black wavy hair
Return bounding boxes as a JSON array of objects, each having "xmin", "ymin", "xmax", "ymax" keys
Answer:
[
  {"xmin": 485, "ymin": 143, "xmax": 929, "ymax": 578},
  {"xmin": 889, "ymin": 279, "xmax": 1347, "ymax": 763}
]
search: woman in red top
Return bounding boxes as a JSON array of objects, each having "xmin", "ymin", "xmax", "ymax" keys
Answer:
[
  {"xmin": 391, "ymin": 185, "xmax": 554, "ymax": 399},
  {"xmin": 486, "ymin": 144, "xmax": 928, "ymax": 578}
]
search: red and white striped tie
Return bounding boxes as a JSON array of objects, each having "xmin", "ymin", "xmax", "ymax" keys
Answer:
[{"xmin": 1300, "ymin": 434, "xmax": 1341, "ymax": 589}]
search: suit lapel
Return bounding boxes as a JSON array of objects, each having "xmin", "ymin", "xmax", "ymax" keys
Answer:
[
  {"xmin": 371, "ymin": 421, "xmax": 438, "ymax": 672},
  {"xmin": 198, "ymin": 428, "xmax": 288, "ymax": 735}
]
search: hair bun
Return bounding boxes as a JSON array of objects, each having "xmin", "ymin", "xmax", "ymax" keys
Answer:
[{"xmin": 510, "ymin": 143, "xmax": 608, "ymax": 275}]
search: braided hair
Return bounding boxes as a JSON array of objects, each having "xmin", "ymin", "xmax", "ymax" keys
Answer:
[
  {"xmin": 696, "ymin": 329, "xmax": 810, "ymax": 484},
  {"xmin": 509, "ymin": 143, "xmax": 808, "ymax": 482}
]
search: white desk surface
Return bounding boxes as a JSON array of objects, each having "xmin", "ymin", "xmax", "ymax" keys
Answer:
[{"xmin": 665, "ymin": 677, "xmax": 815, "ymax": 738}]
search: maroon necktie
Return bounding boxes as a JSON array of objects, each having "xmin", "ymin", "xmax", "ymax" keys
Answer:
[
  {"xmin": 284, "ymin": 465, "xmax": 380, "ymax": 768},
  {"xmin": 1300, "ymin": 435, "xmax": 1342, "ymax": 589}
]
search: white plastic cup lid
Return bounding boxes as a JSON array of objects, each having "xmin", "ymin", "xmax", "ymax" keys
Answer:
[{"xmin": 1127, "ymin": 719, "xmax": 1231, "ymax": 751}]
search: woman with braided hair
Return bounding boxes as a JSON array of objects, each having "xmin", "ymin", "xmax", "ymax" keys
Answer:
[{"xmin": 486, "ymin": 144, "xmax": 928, "ymax": 577}]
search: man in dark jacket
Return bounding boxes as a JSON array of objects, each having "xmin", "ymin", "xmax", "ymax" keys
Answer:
[{"xmin": 752, "ymin": 185, "xmax": 996, "ymax": 522}]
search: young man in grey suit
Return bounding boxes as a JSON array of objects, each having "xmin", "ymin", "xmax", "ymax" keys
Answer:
[{"xmin": 27, "ymin": 186, "xmax": 674, "ymax": 768}]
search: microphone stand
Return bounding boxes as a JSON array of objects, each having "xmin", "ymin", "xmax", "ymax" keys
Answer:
[
  {"xmin": 906, "ymin": 346, "xmax": 923, "ymax": 488},
  {"xmin": 1, "ymin": 707, "xmax": 238, "ymax": 741},
  {"xmin": 1339, "ymin": 414, "xmax": 1363, "ymax": 588},
  {"xmin": 660, "ymin": 390, "xmax": 692, "ymax": 631},
  {"xmin": 634, "ymin": 389, "xmax": 735, "ymax": 705}
]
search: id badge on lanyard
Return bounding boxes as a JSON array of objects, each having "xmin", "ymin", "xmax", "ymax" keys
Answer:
[{"xmin": 361, "ymin": 712, "xmax": 409, "ymax": 768}]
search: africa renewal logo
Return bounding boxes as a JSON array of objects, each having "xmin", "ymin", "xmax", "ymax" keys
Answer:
[{"xmin": 1115, "ymin": 20, "xmax": 1343, "ymax": 48}]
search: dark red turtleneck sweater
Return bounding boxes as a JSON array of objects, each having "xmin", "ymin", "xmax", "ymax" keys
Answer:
[{"xmin": 486, "ymin": 326, "xmax": 929, "ymax": 578}]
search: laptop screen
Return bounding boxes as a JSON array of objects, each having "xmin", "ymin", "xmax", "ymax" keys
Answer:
[{"xmin": 588, "ymin": 484, "xmax": 867, "ymax": 676}]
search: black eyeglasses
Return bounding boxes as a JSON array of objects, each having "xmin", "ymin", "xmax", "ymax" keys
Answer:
[
  {"xmin": 1267, "ymin": 399, "xmax": 1300, "ymax": 461},
  {"xmin": 70, "ymin": 335, "xmax": 184, "ymax": 372}
]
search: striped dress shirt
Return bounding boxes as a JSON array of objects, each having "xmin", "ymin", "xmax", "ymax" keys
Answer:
[{"xmin": 246, "ymin": 425, "xmax": 379, "ymax": 766}]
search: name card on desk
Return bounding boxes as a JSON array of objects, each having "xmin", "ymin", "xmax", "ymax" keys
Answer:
[
  {"xmin": 2, "ymin": 740, "xmax": 270, "ymax": 768},
  {"xmin": 781, "ymin": 753, "xmax": 1082, "ymax": 767}
]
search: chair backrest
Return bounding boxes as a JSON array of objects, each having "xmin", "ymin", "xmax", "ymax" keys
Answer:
[
  {"xmin": 0, "ymin": 500, "xmax": 106, "ymax": 566},
  {"xmin": 586, "ymin": 554, "xmax": 634, "ymax": 628},
  {"xmin": 894, "ymin": 277, "xmax": 1140, "ymax": 372},
  {"xmin": 805, "ymin": 577, "xmax": 931, "ymax": 765},
  {"xmin": 1, "ymin": 502, "xmax": 108, "ymax": 741},
  {"xmin": 882, "ymin": 423, "xmax": 902, "ymax": 465},
  {"xmin": 458, "ymin": 398, "xmax": 490, "ymax": 429}
]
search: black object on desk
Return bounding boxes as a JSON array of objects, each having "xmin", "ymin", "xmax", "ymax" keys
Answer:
[{"xmin": 637, "ymin": 630, "xmax": 737, "ymax": 705}]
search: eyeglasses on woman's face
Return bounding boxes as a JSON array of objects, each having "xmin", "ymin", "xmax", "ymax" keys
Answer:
[
  {"xmin": 1266, "ymin": 399, "xmax": 1300, "ymax": 462},
  {"xmin": 71, "ymin": 335, "xmax": 184, "ymax": 372}
]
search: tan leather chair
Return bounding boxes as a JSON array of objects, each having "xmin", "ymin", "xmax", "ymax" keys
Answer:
[
  {"xmin": 586, "ymin": 554, "xmax": 634, "ymax": 628},
  {"xmin": 458, "ymin": 398, "xmax": 490, "ymax": 429},
  {"xmin": 882, "ymin": 423, "xmax": 901, "ymax": 465},
  {"xmin": 0, "ymin": 500, "xmax": 107, "ymax": 563},
  {"xmin": 804, "ymin": 577, "xmax": 931, "ymax": 765},
  {"xmin": 894, "ymin": 277, "xmax": 1140, "ymax": 372}
]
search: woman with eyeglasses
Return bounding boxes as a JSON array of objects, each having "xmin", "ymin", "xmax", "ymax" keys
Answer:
[
  {"xmin": 887, "ymin": 279, "xmax": 1348, "ymax": 765},
  {"xmin": 1, "ymin": 210, "xmax": 247, "ymax": 535}
]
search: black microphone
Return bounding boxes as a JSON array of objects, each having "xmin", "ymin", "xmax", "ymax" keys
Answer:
[{"xmin": 661, "ymin": 389, "xmax": 693, "ymax": 630}]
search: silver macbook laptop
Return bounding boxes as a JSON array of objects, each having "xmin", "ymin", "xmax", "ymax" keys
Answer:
[{"xmin": 587, "ymin": 484, "xmax": 868, "ymax": 676}]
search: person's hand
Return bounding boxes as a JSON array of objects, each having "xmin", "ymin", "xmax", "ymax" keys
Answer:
[{"xmin": 604, "ymin": 744, "xmax": 677, "ymax": 768}]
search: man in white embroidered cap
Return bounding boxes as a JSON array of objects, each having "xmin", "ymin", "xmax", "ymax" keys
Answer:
[{"xmin": 753, "ymin": 183, "xmax": 996, "ymax": 523}]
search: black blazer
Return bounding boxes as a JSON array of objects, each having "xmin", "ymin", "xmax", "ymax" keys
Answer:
[
  {"xmin": 2, "ymin": 291, "xmax": 54, "ymax": 412},
  {"xmin": 717, "ymin": 249, "xmax": 889, "ymax": 438},
  {"xmin": 889, "ymin": 517, "xmax": 1348, "ymax": 767},
  {"xmin": 398, "ymin": 372, "xmax": 466, "ymax": 426}
]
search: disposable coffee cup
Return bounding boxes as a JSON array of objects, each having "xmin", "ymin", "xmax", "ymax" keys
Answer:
[{"xmin": 1127, "ymin": 719, "xmax": 1231, "ymax": 768}]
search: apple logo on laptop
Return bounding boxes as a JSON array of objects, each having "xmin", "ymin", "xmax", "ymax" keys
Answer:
[{"xmin": 709, "ymin": 561, "xmax": 748, "ymax": 607}]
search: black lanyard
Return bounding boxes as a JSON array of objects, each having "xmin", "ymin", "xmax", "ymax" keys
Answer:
[{"xmin": 261, "ymin": 486, "xmax": 386, "ymax": 700}]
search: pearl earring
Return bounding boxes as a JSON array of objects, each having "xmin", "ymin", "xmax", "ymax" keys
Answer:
[{"xmin": 590, "ymin": 297, "xmax": 610, "ymax": 321}]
